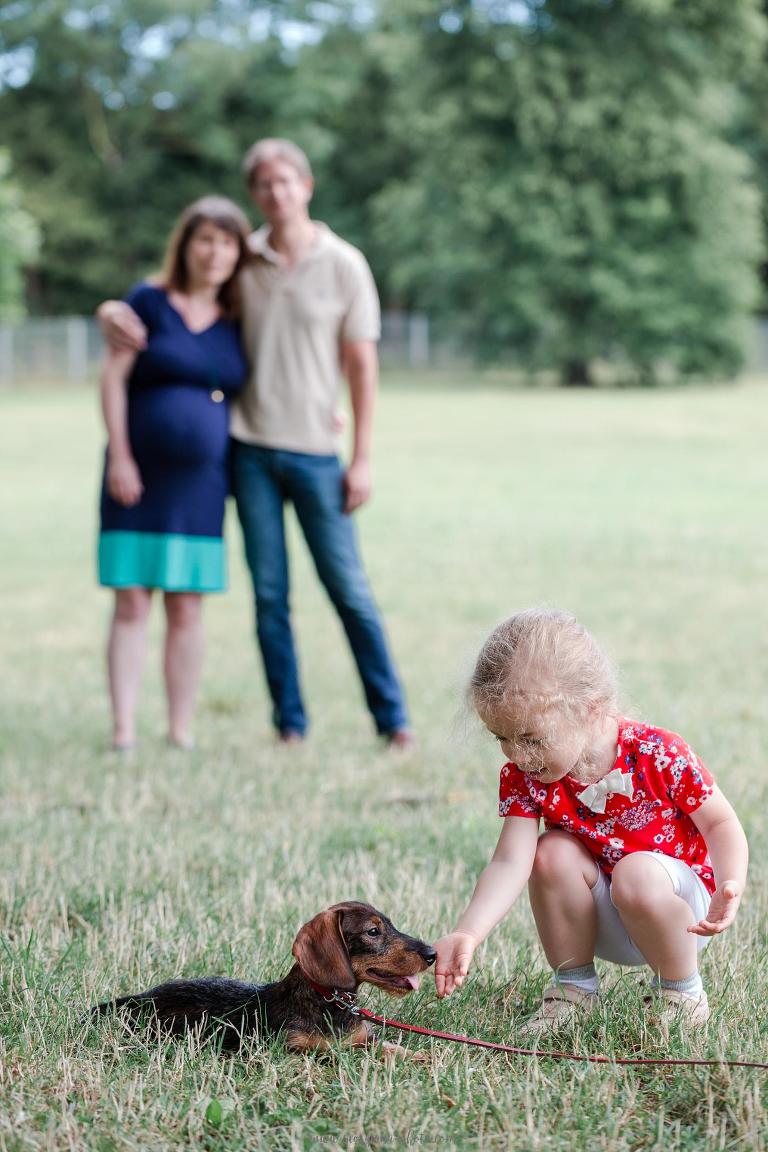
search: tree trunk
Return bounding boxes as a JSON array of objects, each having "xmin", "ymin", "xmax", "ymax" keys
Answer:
[{"xmin": 561, "ymin": 360, "xmax": 593, "ymax": 387}]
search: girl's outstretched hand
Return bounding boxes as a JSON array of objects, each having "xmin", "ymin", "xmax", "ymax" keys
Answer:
[
  {"xmin": 434, "ymin": 931, "xmax": 478, "ymax": 999},
  {"xmin": 688, "ymin": 880, "xmax": 742, "ymax": 936}
]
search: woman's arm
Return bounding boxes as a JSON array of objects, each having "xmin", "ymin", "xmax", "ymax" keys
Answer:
[
  {"xmin": 100, "ymin": 347, "xmax": 143, "ymax": 507},
  {"xmin": 434, "ymin": 816, "xmax": 539, "ymax": 998},
  {"xmin": 688, "ymin": 785, "xmax": 748, "ymax": 936}
]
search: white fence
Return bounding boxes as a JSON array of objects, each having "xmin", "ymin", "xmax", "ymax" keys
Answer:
[
  {"xmin": 0, "ymin": 311, "xmax": 433, "ymax": 387},
  {"xmin": 5, "ymin": 314, "xmax": 767, "ymax": 386},
  {"xmin": 0, "ymin": 317, "xmax": 103, "ymax": 387}
]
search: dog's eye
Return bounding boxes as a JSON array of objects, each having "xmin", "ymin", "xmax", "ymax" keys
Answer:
[{"xmin": 366, "ymin": 927, "xmax": 381, "ymax": 937}]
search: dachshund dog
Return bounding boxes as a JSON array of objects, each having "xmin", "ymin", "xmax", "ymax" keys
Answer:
[{"xmin": 93, "ymin": 901, "xmax": 436, "ymax": 1054}]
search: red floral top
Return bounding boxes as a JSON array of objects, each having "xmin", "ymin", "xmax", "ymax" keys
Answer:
[{"xmin": 498, "ymin": 719, "xmax": 716, "ymax": 894}]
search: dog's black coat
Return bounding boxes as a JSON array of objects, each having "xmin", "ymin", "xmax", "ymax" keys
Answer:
[{"xmin": 93, "ymin": 902, "xmax": 436, "ymax": 1052}]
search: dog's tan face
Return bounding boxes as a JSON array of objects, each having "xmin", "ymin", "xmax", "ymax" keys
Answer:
[
  {"xmin": 292, "ymin": 901, "xmax": 436, "ymax": 996},
  {"xmin": 342, "ymin": 904, "xmax": 436, "ymax": 997}
]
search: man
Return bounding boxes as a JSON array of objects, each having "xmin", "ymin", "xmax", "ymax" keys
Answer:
[{"xmin": 98, "ymin": 138, "xmax": 412, "ymax": 747}]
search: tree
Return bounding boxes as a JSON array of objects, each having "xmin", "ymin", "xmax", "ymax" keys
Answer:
[
  {"xmin": 742, "ymin": 1, "xmax": 768, "ymax": 311},
  {"xmin": 0, "ymin": 1, "xmax": 304, "ymax": 312},
  {"xmin": 0, "ymin": 150, "xmax": 39, "ymax": 321},
  {"xmin": 367, "ymin": 0, "xmax": 766, "ymax": 382},
  {"xmin": 2, "ymin": 0, "xmax": 765, "ymax": 383}
]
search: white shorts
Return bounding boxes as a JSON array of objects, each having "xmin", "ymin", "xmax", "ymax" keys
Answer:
[{"xmin": 591, "ymin": 852, "xmax": 712, "ymax": 967}]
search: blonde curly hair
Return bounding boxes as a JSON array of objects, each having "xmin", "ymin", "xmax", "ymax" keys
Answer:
[{"xmin": 469, "ymin": 609, "xmax": 619, "ymax": 727}]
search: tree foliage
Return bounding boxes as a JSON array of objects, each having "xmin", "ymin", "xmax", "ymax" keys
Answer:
[
  {"xmin": 366, "ymin": 0, "xmax": 766, "ymax": 381},
  {"xmin": 1, "ymin": 0, "xmax": 766, "ymax": 381},
  {"xmin": 0, "ymin": 1, "xmax": 305, "ymax": 311},
  {"xmin": 0, "ymin": 150, "xmax": 39, "ymax": 321}
]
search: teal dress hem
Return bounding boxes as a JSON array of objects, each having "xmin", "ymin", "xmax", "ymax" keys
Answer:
[{"xmin": 98, "ymin": 531, "xmax": 226, "ymax": 593}]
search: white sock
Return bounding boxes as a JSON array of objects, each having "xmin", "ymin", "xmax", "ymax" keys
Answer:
[
  {"xmin": 554, "ymin": 963, "xmax": 599, "ymax": 994},
  {"xmin": 652, "ymin": 971, "xmax": 704, "ymax": 998}
]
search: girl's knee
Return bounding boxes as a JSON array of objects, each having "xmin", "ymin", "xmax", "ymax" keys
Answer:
[
  {"xmin": 610, "ymin": 854, "xmax": 671, "ymax": 911},
  {"xmin": 532, "ymin": 831, "xmax": 590, "ymax": 881}
]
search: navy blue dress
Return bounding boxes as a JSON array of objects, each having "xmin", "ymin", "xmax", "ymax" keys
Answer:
[{"xmin": 99, "ymin": 283, "xmax": 247, "ymax": 592}]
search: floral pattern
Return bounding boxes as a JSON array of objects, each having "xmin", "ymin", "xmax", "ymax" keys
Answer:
[{"xmin": 498, "ymin": 719, "xmax": 716, "ymax": 893}]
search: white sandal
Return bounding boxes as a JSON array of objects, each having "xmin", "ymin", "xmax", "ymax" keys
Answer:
[
  {"xmin": 519, "ymin": 984, "xmax": 598, "ymax": 1038},
  {"xmin": 643, "ymin": 988, "xmax": 709, "ymax": 1035}
]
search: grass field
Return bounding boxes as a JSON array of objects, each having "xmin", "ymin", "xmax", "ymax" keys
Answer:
[{"xmin": 1, "ymin": 374, "xmax": 767, "ymax": 1150}]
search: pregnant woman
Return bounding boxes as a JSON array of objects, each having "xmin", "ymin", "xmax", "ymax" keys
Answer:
[{"xmin": 98, "ymin": 197, "xmax": 250, "ymax": 750}]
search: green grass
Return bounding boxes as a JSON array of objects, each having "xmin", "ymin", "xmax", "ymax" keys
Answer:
[{"xmin": 1, "ymin": 373, "xmax": 767, "ymax": 1150}]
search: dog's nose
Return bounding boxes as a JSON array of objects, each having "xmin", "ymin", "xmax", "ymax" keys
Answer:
[{"xmin": 422, "ymin": 946, "xmax": 437, "ymax": 967}]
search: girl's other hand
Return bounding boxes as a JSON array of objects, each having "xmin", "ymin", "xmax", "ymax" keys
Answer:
[
  {"xmin": 434, "ymin": 931, "xmax": 478, "ymax": 999},
  {"xmin": 107, "ymin": 453, "xmax": 144, "ymax": 507},
  {"xmin": 688, "ymin": 880, "xmax": 741, "ymax": 936}
]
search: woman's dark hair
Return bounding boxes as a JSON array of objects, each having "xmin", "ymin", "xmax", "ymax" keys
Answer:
[{"xmin": 161, "ymin": 196, "xmax": 251, "ymax": 319}]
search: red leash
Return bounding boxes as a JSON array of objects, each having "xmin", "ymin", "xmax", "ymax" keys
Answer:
[
  {"xmin": 304, "ymin": 979, "xmax": 768, "ymax": 1070},
  {"xmin": 355, "ymin": 1005, "xmax": 768, "ymax": 1070}
]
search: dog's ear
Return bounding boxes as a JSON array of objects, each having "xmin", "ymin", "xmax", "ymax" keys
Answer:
[{"xmin": 292, "ymin": 908, "xmax": 356, "ymax": 992}]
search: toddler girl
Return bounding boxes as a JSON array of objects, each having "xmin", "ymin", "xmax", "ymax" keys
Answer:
[{"xmin": 435, "ymin": 609, "xmax": 748, "ymax": 1035}]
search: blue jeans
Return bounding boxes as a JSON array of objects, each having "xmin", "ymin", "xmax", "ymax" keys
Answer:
[{"xmin": 231, "ymin": 442, "xmax": 408, "ymax": 736}]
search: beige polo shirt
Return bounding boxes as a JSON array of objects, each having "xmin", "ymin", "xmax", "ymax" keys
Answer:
[{"xmin": 229, "ymin": 223, "xmax": 381, "ymax": 455}]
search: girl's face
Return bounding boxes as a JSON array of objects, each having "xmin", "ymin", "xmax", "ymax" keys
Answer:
[
  {"xmin": 481, "ymin": 703, "xmax": 590, "ymax": 784},
  {"xmin": 185, "ymin": 222, "xmax": 241, "ymax": 290}
]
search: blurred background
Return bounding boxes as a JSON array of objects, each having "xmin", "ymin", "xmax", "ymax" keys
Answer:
[{"xmin": 3, "ymin": 0, "xmax": 768, "ymax": 387}]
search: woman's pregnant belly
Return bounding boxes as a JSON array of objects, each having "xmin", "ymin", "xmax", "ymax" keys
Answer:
[{"xmin": 129, "ymin": 384, "xmax": 229, "ymax": 470}]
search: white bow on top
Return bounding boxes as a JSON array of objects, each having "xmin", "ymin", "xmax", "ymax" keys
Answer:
[{"xmin": 576, "ymin": 767, "xmax": 634, "ymax": 814}]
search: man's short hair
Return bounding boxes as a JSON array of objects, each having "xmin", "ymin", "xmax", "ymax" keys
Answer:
[{"xmin": 242, "ymin": 138, "xmax": 313, "ymax": 187}]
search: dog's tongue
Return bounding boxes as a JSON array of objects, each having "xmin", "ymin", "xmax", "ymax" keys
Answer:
[{"xmin": 404, "ymin": 973, "xmax": 421, "ymax": 991}]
